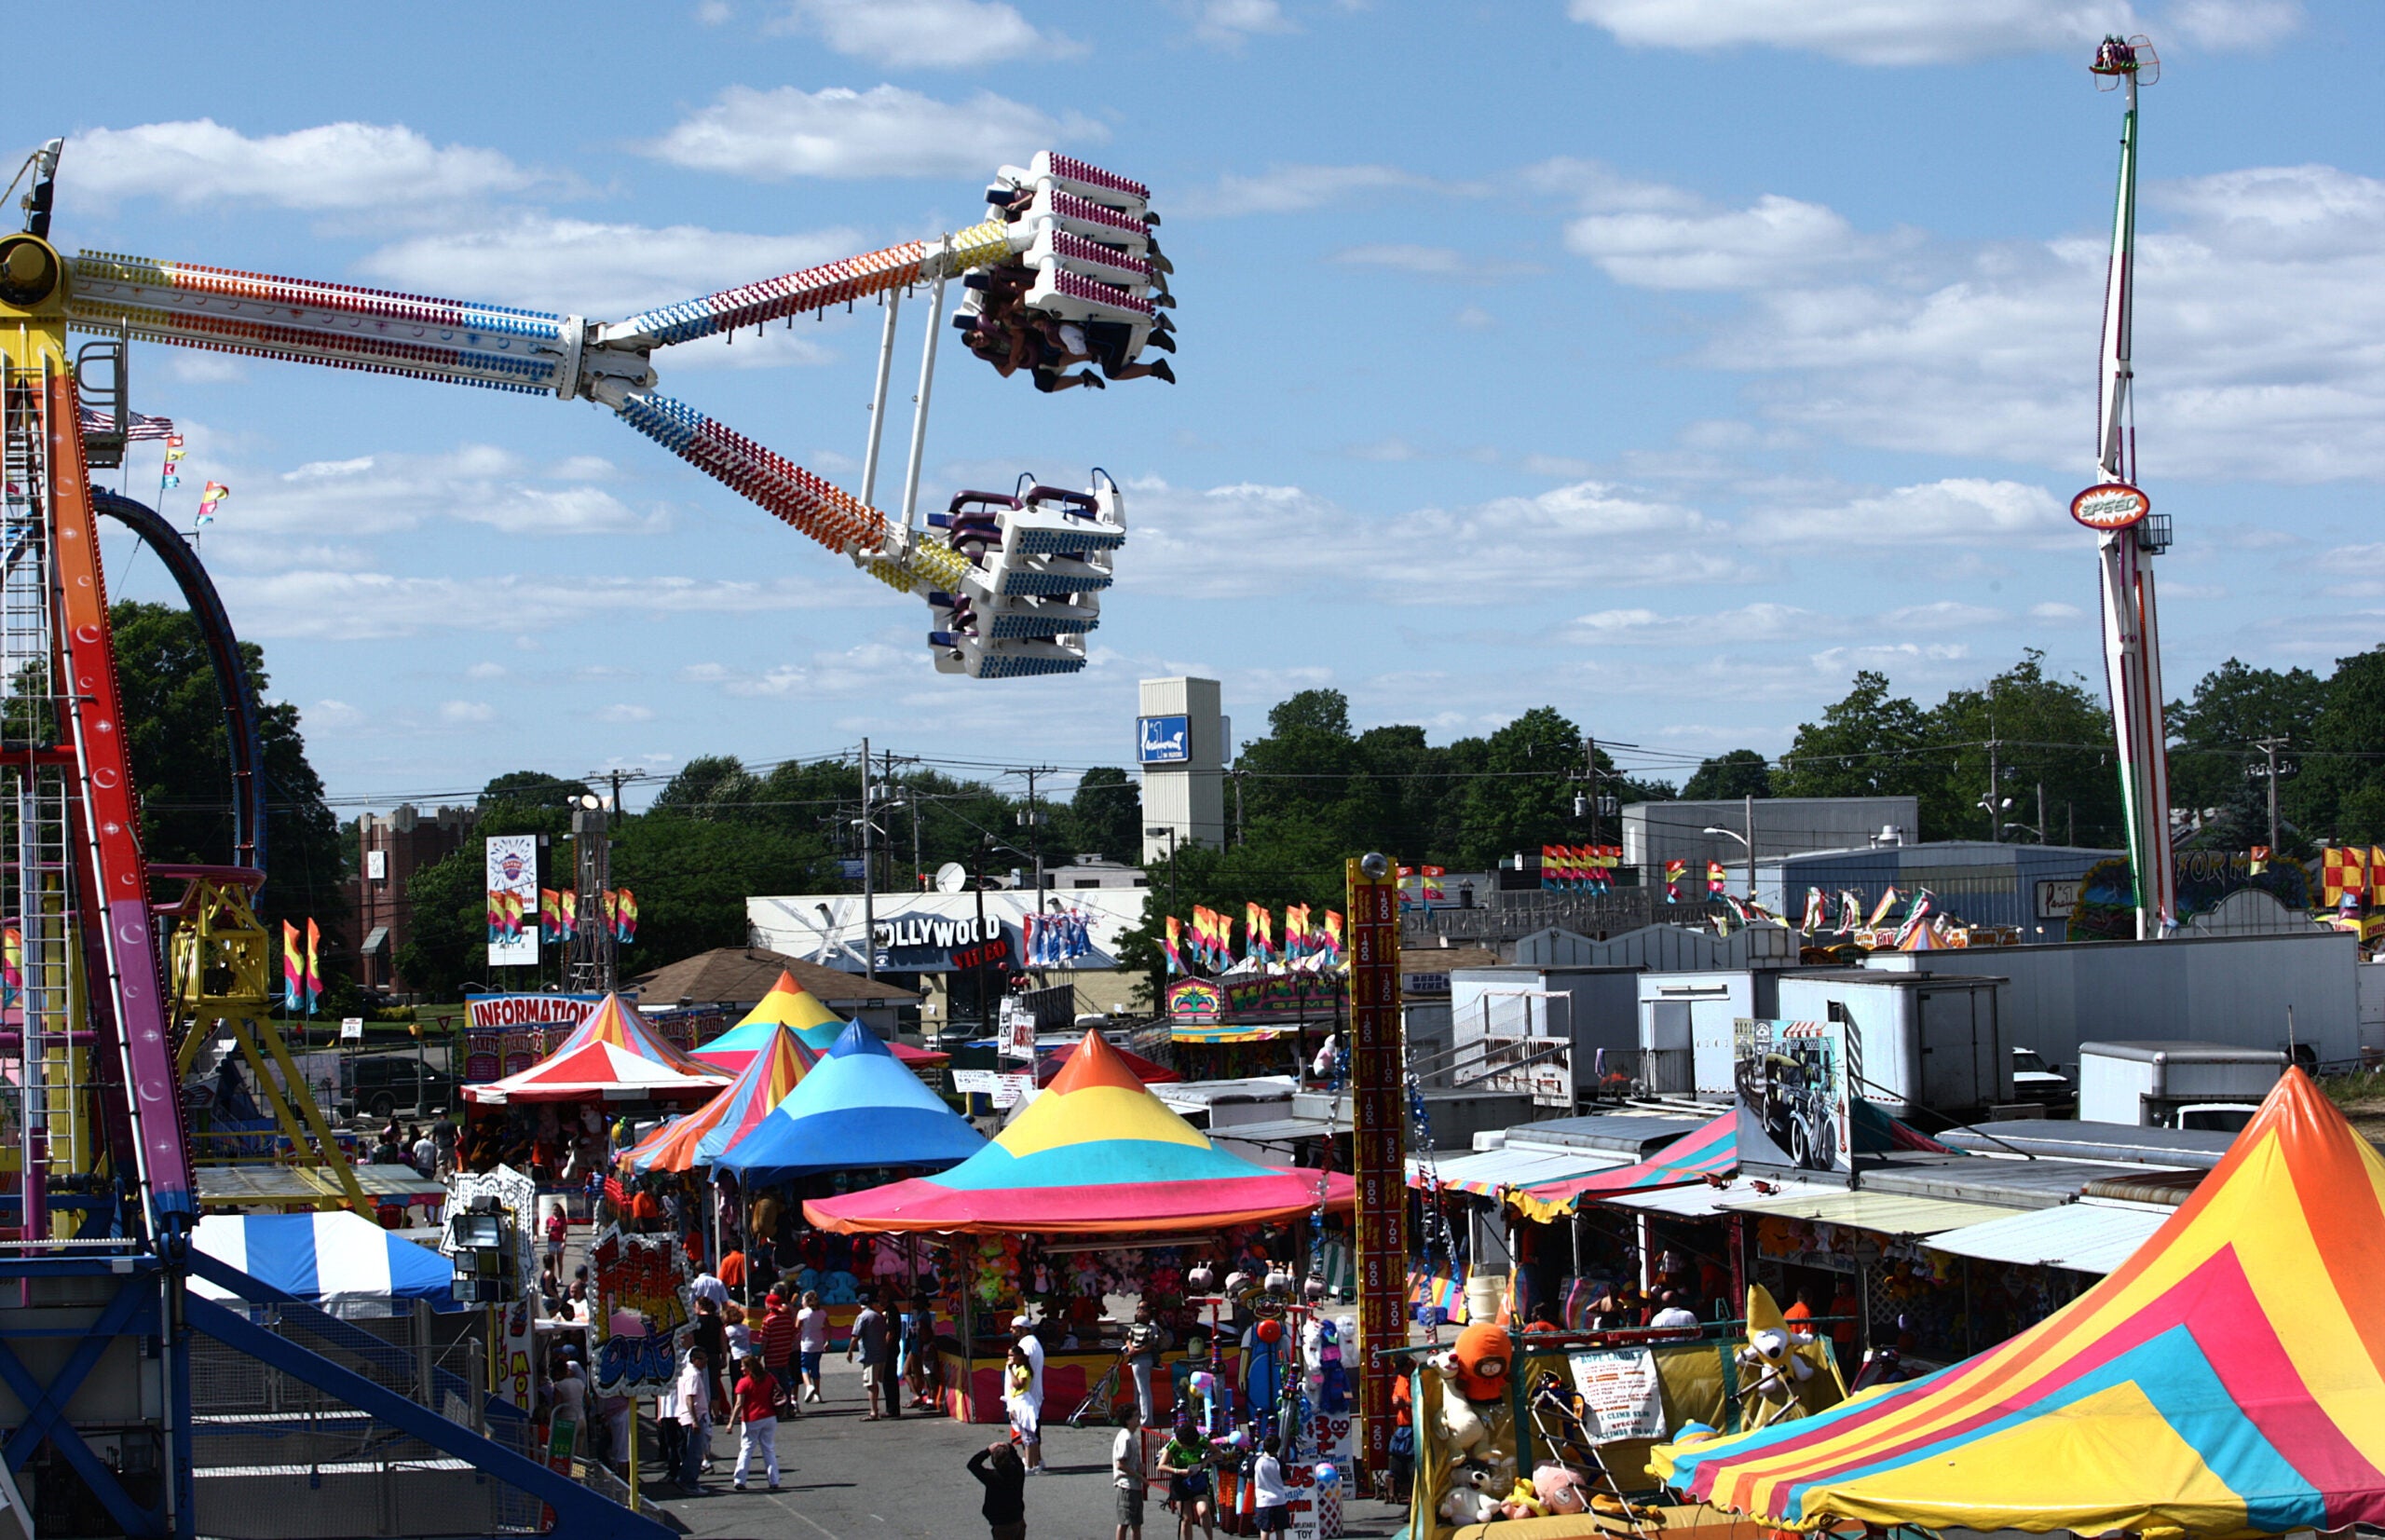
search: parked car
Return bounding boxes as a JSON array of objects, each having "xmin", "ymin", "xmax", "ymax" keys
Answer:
[
  {"xmin": 340, "ymin": 1054, "xmax": 455, "ymax": 1119},
  {"xmin": 2010, "ymin": 1047, "xmax": 2072, "ymax": 1105}
]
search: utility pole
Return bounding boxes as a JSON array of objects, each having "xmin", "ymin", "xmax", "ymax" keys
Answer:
[
  {"xmin": 2037, "ymin": 782, "xmax": 2050, "ymax": 845},
  {"xmin": 1985, "ymin": 735, "xmax": 2002, "ymax": 842},
  {"xmin": 1016, "ymin": 765, "xmax": 1056, "ymax": 898},
  {"xmin": 1587, "ymin": 737, "xmax": 1600, "ymax": 845},
  {"xmin": 2254, "ymin": 735, "xmax": 2291, "ymax": 858},
  {"xmin": 1231, "ymin": 768, "xmax": 1245, "ymax": 848},
  {"xmin": 859, "ymin": 738, "xmax": 876, "ymax": 982}
]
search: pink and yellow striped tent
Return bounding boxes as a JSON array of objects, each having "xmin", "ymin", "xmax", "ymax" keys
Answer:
[
  {"xmin": 622, "ymin": 1025, "xmax": 812, "ymax": 1173},
  {"xmin": 1656, "ymin": 1068, "xmax": 2385, "ymax": 1537}
]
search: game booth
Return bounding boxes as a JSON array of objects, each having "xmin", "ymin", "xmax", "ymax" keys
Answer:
[
  {"xmin": 807, "ymin": 1031, "xmax": 1358, "ymax": 1450},
  {"xmin": 459, "ymin": 992, "xmax": 730, "ymax": 1179},
  {"xmin": 1166, "ymin": 972, "xmax": 1345, "ymax": 1081}
]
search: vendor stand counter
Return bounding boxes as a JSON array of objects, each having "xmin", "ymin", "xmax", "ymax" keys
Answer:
[{"xmin": 937, "ymin": 1338, "xmax": 1230, "ymax": 1424}]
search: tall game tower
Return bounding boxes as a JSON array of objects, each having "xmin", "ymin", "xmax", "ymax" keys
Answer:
[{"xmin": 2077, "ymin": 34, "xmax": 2174, "ymax": 939}]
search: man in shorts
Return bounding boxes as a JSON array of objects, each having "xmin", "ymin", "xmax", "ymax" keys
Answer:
[{"xmin": 1111, "ymin": 1402, "xmax": 1146, "ymax": 1540}]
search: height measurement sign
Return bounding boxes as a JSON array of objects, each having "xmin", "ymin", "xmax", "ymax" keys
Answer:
[{"xmin": 1344, "ymin": 857, "xmax": 1407, "ymax": 1477}]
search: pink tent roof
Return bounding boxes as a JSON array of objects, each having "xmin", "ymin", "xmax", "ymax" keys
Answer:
[{"xmin": 462, "ymin": 992, "xmax": 730, "ymax": 1106}]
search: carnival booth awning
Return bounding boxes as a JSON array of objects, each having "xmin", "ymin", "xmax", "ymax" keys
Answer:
[
  {"xmin": 191, "ymin": 1211, "xmax": 458, "ymax": 1317},
  {"xmin": 462, "ymin": 992, "xmax": 730, "ymax": 1105},
  {"xmin": 1657, "ymin": 1069, "xmax": 2385, "ymax": 1539},
  {"xmin": 625, "ymin": 1024, "xmax": 814, "ymax": 1173},
  {"xmin": 1034, "ymin": 1037, "xmax": 1179, "ymax": 1084},
  {"xmin": 714, "ymin": 1020, "xmax": 987, "ymax": 1187},
  {"xmin": 806, "ymin": 1029, "xmax": 1354, "ymax": 1235},
  {"xmin": 1506, "ymin": 1111, "xmax": 1738, "ymax": 1221}
]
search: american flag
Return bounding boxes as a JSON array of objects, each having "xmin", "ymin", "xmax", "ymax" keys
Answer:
[{"xmin": 76, "ymin": 406, "xmax": 178, "ymax": 442}]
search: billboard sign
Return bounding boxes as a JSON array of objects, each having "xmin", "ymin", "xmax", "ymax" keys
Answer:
[
  {"xmin": 2070, "ymin": 482, "xmax": 2151, "ymax": 531},
  {"xmin": 1733, "ymin": 1017, "xmax": 1850, "ymax": 1176},
  {"xmin": 485, "ymin": 835, "xmax": 539, "ymax": 967},
  {"xmin": 1138, "ymin": 715, "xmax": 1192, "ymax": 765},
  {"xmin": 871, "ymin": 910, "xmax": 1015, "ymax": 974}
]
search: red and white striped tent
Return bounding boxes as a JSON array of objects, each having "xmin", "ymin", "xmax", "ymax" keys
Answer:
[{"xmin": 461, "ymin": 992, "xmax": 730, "ymax": 1106}]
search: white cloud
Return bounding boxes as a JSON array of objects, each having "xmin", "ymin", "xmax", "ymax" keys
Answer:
[
  {"xmin": 1332, "ymin": 244, "xmax": 1539, "ymax": 281},
  {"xmin": 1588, "ymin": 160, "xmax": 2385, "ymax": 482},
  {"xmin": 1566, "ymin": 194, "xmax": 1867, "ymax": 290},
  {"xmin": 1125, "ymin": 477, "xmax": 1750, "ymax": 601},
  {"xmin": 1750, "ymin": 479, "xmax": 2067, "ymax": 547},
  {"xmin": 307, "ymin": 699, "xmax": 365, "ymax": 730},
  {"xmin": 2031, "ymin": 601, "xmax": 2085, "ymax": 620},
  {"xmin": 217, "ymin": 571, "xmax": 866, "ymax": 639},
  {"xmin": 1184, "ymin": 0, "xmax": 1298, "ymax": 48},
  {"xmin": 2168, "ymin": 0, "xmax": 2302, "ymax": 49},
  {"xmin": 465, "ymin": 661, "xmax": 509, "ymax": 680},
  {"xmin": 771, "ymin": 0, "xmax": 1070, "ymax": 67},
  {"xmin": 1878, "ymin": 600, "xmax": 2009, "ymax": 629},
  {"xmin": 647, "ymin": 85, "xmax": 1100, "ymax": 180},
  {"xmin": 1569, "ymin": 602, "xmax": 1826, "ymax": 645},
  {"xmin": 1565, "ymin": 0, "xmax": 2134, "ymax": 64},
  {"xmin": 70, "ymin": 119, "xmax": 541, "ymax": 210},
  {"xmin": 360, "ymin": 218, "xmax": 862, "ymax": 318},
  {"xmin": 1183, "ymin": 164, "xmax": 1460, "ymax": 217},
  {"xmin": 596, "ymin": 703, "xmax": 657, "ymax": 723},
  {"xmin": 235, "ymin": 445, "xmax": 666, "ymax": 538},
  {"xmin": 166, "ymin": 354, "xmax": 245, "ymax": 384},
  {"xmin": 440, "ymin": 701, "xmax": 496, "ymax": 724}
]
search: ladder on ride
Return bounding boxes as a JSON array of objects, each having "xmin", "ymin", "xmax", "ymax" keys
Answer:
[{"xmin": 0, "ymin": 366, "xmax": 89, "ymax": 1245}]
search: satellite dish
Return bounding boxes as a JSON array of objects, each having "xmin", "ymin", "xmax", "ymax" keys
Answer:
[{"xmin": 934, "ymin": 862, "xmax": 968, "ymax": 893}]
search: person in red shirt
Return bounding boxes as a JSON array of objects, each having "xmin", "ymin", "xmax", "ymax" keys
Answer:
[
  {"xmin": 731, "ymin": 1354, "xmax": 780, "ymax": 1492},
  {"xmin": 720, "ymin": 1247, "xmax": 747, "ymax": 1300},
  {"xmin": 756, "ymin": 1291, "xmax": 800, "ymax": 1410}
]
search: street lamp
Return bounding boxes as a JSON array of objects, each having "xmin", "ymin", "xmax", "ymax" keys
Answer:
[{"xmin": 1702, "ymin": 820, "xmax": 1754, "ymax": 902}]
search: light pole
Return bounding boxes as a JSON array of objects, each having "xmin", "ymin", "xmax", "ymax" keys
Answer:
[{"xmin": 1702, "ymin": 821, "xmax": 1753, "ymax": 902}]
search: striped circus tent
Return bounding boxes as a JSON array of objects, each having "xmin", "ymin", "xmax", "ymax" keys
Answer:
[
  {"xmin": 693, "ymin": 971, "xmax": 843, "ymax": 1070},
  {"xmin": 1656, "ymin": 1069, "xmax": 2385, "ymax": 1538},
  {"xmin": 1506, "ymin": 1111, "xmax": 1738, "ymax": 1222},
  {"xmin": 713, "ymin": 1020, "xmax": 984, "ymax": 1186},
  {"xmin": 623, "ymin": 1025, "xmax": 813, "ymax": 1173},
  {"xmin": 806, "ymin": 1029, "xmax": 1355, "ymax": 1235},
  {"xmin": 462, "ymin": 992, "xmax": 729, "ymax": 1105},
  {"xmin": 192, "ymin": 1211, "xmax": 457, "ymax": 1318}
]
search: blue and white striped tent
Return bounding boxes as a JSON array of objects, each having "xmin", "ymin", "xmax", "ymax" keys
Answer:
[{"xmin": 193, "ymin": 1211, "xmax": 459, "ymax": 1317}]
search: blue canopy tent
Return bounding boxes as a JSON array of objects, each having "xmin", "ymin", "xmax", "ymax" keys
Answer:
[
  {"xmin": 191, "ymin": 1211, "xmax": 460, "ymax": 1317},
  {"xmin": 714, "ymin": 1021, "xmax": 987, "ymax": 1186}
]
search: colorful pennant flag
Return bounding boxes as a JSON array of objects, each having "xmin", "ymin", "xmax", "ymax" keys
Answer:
[
  {"xmin": 1665, "ymin": 858, "xmax": 1685, "ymax": 903},
  {"xmin": 1322, "ymin": 909, "xmax": 1344, "ymax": 962},
  {"xmin": 1246, "ymin": 902, "xmax": 1274, "ymax": 964},
  {"xmin": 1, "ymin": 925, "xmax": 20, "ymax": 1009},
  {"xmin": 539, "ymin": 888, "xmax": 561, "ymax": 944},
  {"xmin": 281, "ymin": 920, "xmax": 305, "ymax": 1010},
  {"xmin": 1866, "ymin": 885, "xmax": 1904, "ymax": 930},
  {"xmin": 198, "ymin": 481, "xmax": 230, "ymax": 524},
  {"xmin": 1801, "ymin": 887, "xmax": 1826, "ymax": 934},
  {"xmin": 1165, "ymin": 914, "xmax": 1184, "ymax": 975},
  {"xmin": 304, "ymin": 918, "xmax": 322, "ymax": 1010},
  {"xmin": 1706, "ymin": 859, "xmax": 1726, "ymax": 896},
  {"xmin": 2250, "ymin": 845, "xmax": 2270, "ymax": 875},
  {"xmin": 1838, "ymin": 890, "xmax": 1863, "ymax": 933},
  {"xmin": 615, "ymin": 889, "xmax": 638, "ymax": 944},
  {"xmin": 560, "ymin": 888, "xmax": 579, "ymax": 942}
]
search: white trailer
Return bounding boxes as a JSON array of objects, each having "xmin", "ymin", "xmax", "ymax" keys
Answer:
[{"xmin": 2077, "ymin": 1040, "xmax": 2286, "ymax": 1128}]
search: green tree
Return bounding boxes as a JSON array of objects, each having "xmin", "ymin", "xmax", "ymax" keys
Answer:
[
  {"xmin": 2167, "ymin": 658, "xmax": 2325, "ymax": 845},
  {"xmin": 1775, "ymin": 672, "xmax": 1936, "ymax": 803},
  {"xmin": 2306, "ymin": 647, "xmax": 2385, "ymax": 844},
  {"xmin": 111, "ymin": 601, "xmax": 348, "ymax": 971},
  {"xmin": 1055, "ymin": 767, "xmax": 1140, "ymax": 863},
  {"xmin": 1456, "ymin": 706, "xmax": 1586, "ymax": 868},
  {"xmin": 611, "ymin": 812, "xmax": 838, "ymax": 973},
  {"xmin": 1682, "ymin": 749, "xmax": 1774, "ymax": 801},
  {"xmin": 1927, "ymin": 651, "xmax": 2123, "ymax": 846}
]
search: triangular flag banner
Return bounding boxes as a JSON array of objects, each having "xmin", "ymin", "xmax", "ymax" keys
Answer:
[
  {"xmin": 304, "ymin": 919, "xmax": 322, "ymax": 1012},
  {"xmin": 281, "ymin": 920, "xmax": 304, "ymax": 1009},
  {"xmin": 1665, "ymin": 859, "xmax": 1685, "ymax": 903},
  {"xmin": 1164, "ymin": 915, "xmax": 1184, "ymax": 975},
  {"xmin": 1706, "ymin": 860, "xmax": 1726, "ymax": 895}
]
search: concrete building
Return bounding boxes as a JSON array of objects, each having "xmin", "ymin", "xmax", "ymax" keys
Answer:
[
  {"xmin": 353, "ymin": 803, "xmax": 476, "ymax": 996},
  {"xmin": 1866, "ymin": 929, "xmax": 2364, "ymax": 1071},
  {"xmin": 1622, "ymin": 797, "xmax": 1920, "ymax": 885},
  {"xmin": 1756, "ymin": 840, "xmax": 2124, "ymax": 940},
  {"xmin": 1138, "ymin": 676, "xmax": 1227, "ymax": 864}
]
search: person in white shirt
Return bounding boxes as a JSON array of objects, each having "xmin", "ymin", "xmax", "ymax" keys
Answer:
[
  {"xmin": 1010, "ymin": 1315, "xmax": 1046, "ymax": 1472},
  {"xmin": 689, "ymin": 1270, "xmax": 729, "ymax": 1312},
  {"xmin": 548, "ymin": 1359, "xmax": 588, "ymax": 1431},
  {"xmin": 1251, "ymin": 1433, "xmax": 1291, "ymax": 1536},
  {"xmin": 674, "ymin": 1347, "xmax": 713, "ymax": 1491},
  {"xmin": 1647, "ymin": 1290, "xmax": 1702, "ymax": 1332},
  {"xmin": 795, "ymin": 1288, "xmax": 830, "ymax": 1403},
  {"xmin": 1111, "ymin": 1402, "xmax": 1147, "ymax": 1540}
]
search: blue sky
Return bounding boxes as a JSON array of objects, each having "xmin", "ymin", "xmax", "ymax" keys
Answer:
[{"xmin": 15, "ymin": 0, "xmax": 2381, "ymax": 810}]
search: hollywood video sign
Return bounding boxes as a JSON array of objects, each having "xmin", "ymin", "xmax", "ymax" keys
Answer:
[{"xmin": 871, "ymin": 911, "xmax": 1015, "ymax": 974}]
